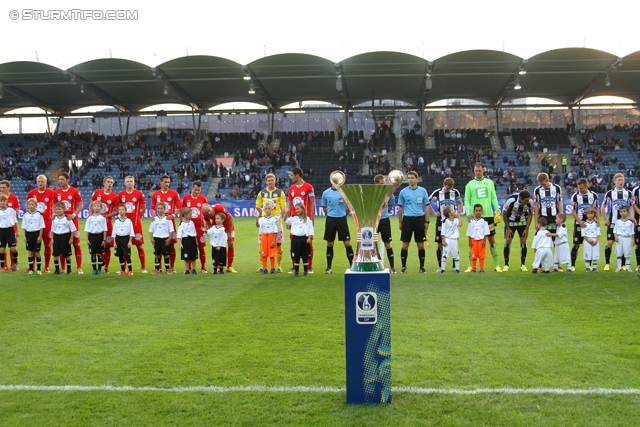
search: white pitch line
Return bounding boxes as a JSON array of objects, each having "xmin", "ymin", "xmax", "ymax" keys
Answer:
[{"xmin": 0, "ymin": 385, "xmax": 639, "ymax": 395}]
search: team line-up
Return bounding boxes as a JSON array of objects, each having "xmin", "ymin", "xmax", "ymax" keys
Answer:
[{"xmin": 0, "ymin": 164, "xmax": 637, "ymax": 275}]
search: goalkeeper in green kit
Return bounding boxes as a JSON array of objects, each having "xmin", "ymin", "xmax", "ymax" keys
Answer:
[{"xmin": 464, "ymin": 162, "xmax": 503, "ymax": 272}]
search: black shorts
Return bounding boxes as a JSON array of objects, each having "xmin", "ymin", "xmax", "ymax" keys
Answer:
[
  {"xmin": 153, "ymin": 237, "xmax": 172, "ymax": 256},
  {"xmin": 635, "ymin": 225, "xmax": 640, "ymax": 245},
  {"xmin": 483, "ymin": 216, "xmax": 497, "ymax": 237},
  {"xmin": 324, "ymin": 216, "xmax": 351, "ymax": 242},
  {"xmin": 540, "ymin": 215, "xmax": 557, "ymax": 233},
  {"xmin": 25, "ymin": 230, "xmax": 42, "ymax": 253},
  {"xmin": 52, "ymin": 233, "xmax": 72, "ymax": 257},
  {"xmin": 377, "ymin": 218, "xmax": 393, "ymax": 243},
  {"xmin": 504, "ymin": 222, "xmax": 528, "ymax": 239},
  {"xmin": 573, "ymin": 222, "xmax": 584, "ymax": 245},
  {"xmin": 435, "ymin": 218, "xmax": 443, "ymax": 243},
  {"xmin": 212, "ymin": 246, "xmax": 227, "ymax": 267},
  {"xmin": 401, "ymin": 215, "xmax": 426, "ymax": 243},
  {"xmin": 88, "ymin": 233, "xmax": 104, "ymax": 255},
  {"xmin": 607, "ymin": 225, "xmax": 615, "ymax": 241},
  {"xmin": 0, "ymin": 227, "xmax": 16, "ymax": 248},
  {"xmin": 180, "ymin": 236, "xmax": 198, "ymax": 261},
  {"xmin": 290, "ymin": 235, "xmax": 310, "ymax": 262},
  {"xmin": 114, "ymin": 235, "xmax": 131, "ymax": 258}
]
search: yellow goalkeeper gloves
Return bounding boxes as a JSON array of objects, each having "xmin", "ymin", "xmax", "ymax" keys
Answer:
[{"xmin": 494, "ymin": 210, "xmax": 502, "ymax": 225}]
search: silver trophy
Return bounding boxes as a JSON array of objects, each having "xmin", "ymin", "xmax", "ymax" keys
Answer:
[{"xmin": 331, "ymin": 170, "xmax": 404, "ymax": 272}]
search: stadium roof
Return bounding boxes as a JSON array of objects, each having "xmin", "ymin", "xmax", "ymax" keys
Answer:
[{"xmin": 0, "ymin": 48, "xmax": 638, "ymax": 116}]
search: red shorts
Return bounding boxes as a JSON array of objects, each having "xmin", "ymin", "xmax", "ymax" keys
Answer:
[
  {"xmin": 226, "ymin": 224, "xmax": 235, "ymax": 243},
  {"xmin": 170, "ymin": 217, "xmax": 178, "ymax": 245},
  {"xmin": 42, "ymin": 220, "xmax": 52, "ymax": 244},
  {"xmin": 104, "ymin": 220, "xmax": 115, "ymax": 248},
  {"xmin": 72, "ymin": 217, "xmax": 81, "ymax": 245},
  {"xmin": 196, "ymin": 228, "xmax": 207, "ymax": 249},
  {"xmin": 132, "ymin": 221, "xmax": 144, "ymax": 246}
]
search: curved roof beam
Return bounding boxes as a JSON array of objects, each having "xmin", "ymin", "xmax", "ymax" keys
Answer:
[
  {"xmin": 241, "ymin": 64, "xmax": 275, "ymax": 110},
  {"xmin": 63, "ymin": 69, "xmax": 131, "ymax": 113},
  {"xmin": 0, "ymin": 81, "xmax": 60, "ymax": 115},
  {"xmin": 570, "ymin": 57, "xmax": 623, "ymax": 107}
]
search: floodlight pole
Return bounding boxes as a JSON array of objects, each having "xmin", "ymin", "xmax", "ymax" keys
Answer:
[
  {"xmin": 197, "ymin": 113, "xmax": 202, "ymax": 141},
  {"xmin": 117, "ymin": 110, "xmax": 123, "ymax": 137},
  {"xmin": 191, "ymin": 108, "xmax": 197, "ymax": 139},
  {"xmin": 268, "ymin": 108, "xmax": 274, "ymax": 141},
  {"xmin": 344, "ymin": 108, "xmax": 349, "ymax": 140}
]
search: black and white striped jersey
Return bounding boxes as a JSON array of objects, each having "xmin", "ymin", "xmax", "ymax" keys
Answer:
[
  {"xmin": 603, "ymin": 188, "xmax": 633, "ymax": 223},
  {"xmin": 632, "ymin": 186, "xmax": 640, "ymax": 219},
  {"xmin": 533, "ymin": 184, "xmax": 562, "ymax": 217},
  {"xmin": 503, "ymin": 193, "xmax": 533, "ymax": 222},
  {"xmin": 570, "ymin": 190, "xmax": 599, "ymax": 221},
  {"xmin": 429, "ymin": 187, "xmax": 461, "ymax": 218}
]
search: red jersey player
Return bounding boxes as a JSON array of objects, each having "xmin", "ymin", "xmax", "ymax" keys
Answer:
[
  {"xmin": 117, "ymin": 175, "xmax": 147, "ymax": 272},
  {"xmin": 288, "ymin": 167, "xmax": 316, "ymax": 273},
  {"xmin": 55, "ymin": 172, "xmax": 84, "ymax": 273},
  {"xmin": 181, "ymin": 180, "xmax": 208, "ymax": 272},
  {"xmin": 91, "ymin": 176, "xmax": 119, "ymax": 273},
  {"xmin": 1, "ymin": 180, "xmax": 20, "ymax": 271},
  {"xmin": 202, "ymin": 202, "xmax": 237, "ymax": 273},
  {"xmin": 27, "ymin": 174, "xmax": 56, "ymax": 272},
  {"xmin": 151, "ymin": 174, "xmax": 182, "ymax": 271}
]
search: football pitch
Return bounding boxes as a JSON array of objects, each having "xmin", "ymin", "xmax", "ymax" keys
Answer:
[{"xmin": 0, "ymin": 216, "xmax": 638, "ymax": 426}]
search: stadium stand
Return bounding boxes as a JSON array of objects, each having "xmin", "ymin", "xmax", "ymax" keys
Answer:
[
  {"xmin": 3, "ymin": 124, "xmax": 640, "ymax": 208},
  {"xmin": 510, "ymin": 128, "xmax": 571, "ymax": 151}
]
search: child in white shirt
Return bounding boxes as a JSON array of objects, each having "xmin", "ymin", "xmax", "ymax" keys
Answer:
[
  {"xmin": 51, "ymin": 202, "xmax": 76, "ymax": 274},
  {"xmin": 582, "ymin": 207, "xmax": 601, "ymax": 272},
  {"xmin": 177, "ymin": 207, "xmax": 198, "ymax": 275},
  {"xmin": 112, "ymin": 205, "xmax": 135, "ymax": 276},
  {"xmin": 547, "ymin": 213, "xmax": 572, "ymax": 273},
  {"xmin": 284, "ymin": 202, "xmax": 314, "ymax": 277},
  {"xmin": 466, "ymin": 204, "xmax": 490, "ymax": 273},
  {"xmin": 85, "ymin": 200, "xmax": 108, "ymax": 275},
  {"xmin": 0, "ymin": 194, "xmax": 18, "ymax": 272},
  {"xmin": 254, "ymin": 200, "xmax": 280, "ymax": 274},
  {"xmin": 206, "ymin": 212, "xmax": 228, "ymax": 274},
  {"xmin": 21, "ymin": 198, "xmax": 45, "ymax": 274},
  {"xmin": 149, "ymin": 203, "xmax": 175, "ymax": 275},
  {"xmin": 532, "ymin": 217, "xmax": 553, "ymax": 273},
  {"xmin": 440, "ymin": 206, "xmax": 461, "ymax": 273},
  {"xmin": 613, "ymin": 205, "xmax": 634, "ymax": 272}
]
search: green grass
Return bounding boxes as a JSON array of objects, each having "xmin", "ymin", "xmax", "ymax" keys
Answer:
[{"xmin": 0, "ymin": 217, "xmax": 639, "ymax": 426}]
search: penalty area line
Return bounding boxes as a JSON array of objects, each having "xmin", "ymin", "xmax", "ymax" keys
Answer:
[{"xmin": 0, "ymin": 385, "xmax": 639, "ymax": 395}]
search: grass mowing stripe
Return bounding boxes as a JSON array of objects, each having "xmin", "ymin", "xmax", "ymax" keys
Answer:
[
  {"xmin": 0, "ymin": 385, "xmax": 343, "ymax": 393},
  {"xmin": 1, "ymin": 385, "xmax": 639, "ymax": 395},
  {"xmin": 393, "ymin": 387, "xmax": 640, "ymax": 395}
]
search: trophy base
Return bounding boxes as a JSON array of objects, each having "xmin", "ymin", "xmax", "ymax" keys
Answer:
[{"xmin": 350, "ymin": 261, "xmax": 385, "ymax": 272}]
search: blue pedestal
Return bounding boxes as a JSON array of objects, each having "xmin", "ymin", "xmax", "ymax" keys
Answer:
[{"xmin": 344, "ymin": 270, "xmax": 391, "ymax": 404}]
